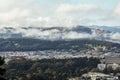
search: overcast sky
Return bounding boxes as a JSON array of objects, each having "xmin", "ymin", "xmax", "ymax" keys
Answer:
[{"xmin": 0, "ymin": 0, "xmax": 120, "ymax": 27}]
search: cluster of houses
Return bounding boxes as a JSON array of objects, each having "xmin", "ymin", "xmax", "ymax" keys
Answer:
[
  {"xmin": 0, "ymin": 48, "xmax": 107, "ymax": 61},
  {"xmin": 69, "ymin": 72, "xmax": 119, "ymax": 80},
  {"xmin": 98, "ymin": 56, "xmax": 120, "ymax": 71},
  {"xmin": 69, "ymin": 56, "xmax": 120, "ymax": 80}
]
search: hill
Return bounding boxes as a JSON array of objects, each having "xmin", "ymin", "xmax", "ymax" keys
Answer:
[{"xmin": 0, "ymin": 38, "xmax": 119, "ymax": 51}]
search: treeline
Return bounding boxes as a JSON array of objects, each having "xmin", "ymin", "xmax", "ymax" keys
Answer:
[
  {"xmin": 4, "ymin": 57, "xmax": 100, "ymax": 80},
  {"xmin": 0, "ymin": 38, "xmax": 119, "ymax": 51}
]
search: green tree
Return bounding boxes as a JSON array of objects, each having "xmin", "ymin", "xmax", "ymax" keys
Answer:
[{"xmin": 0, "ymin": 56, "xmax": 6, "ymax": 80}]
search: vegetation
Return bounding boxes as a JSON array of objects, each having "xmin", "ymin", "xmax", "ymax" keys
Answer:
[
  {"xmin": 0, "ymin": 38, "xmax": 119, "ymax": 51},
  {"xmin": 0, "ymin": 38, "xmax": 119, "ymax": 79},
  {"xmin": 5, "ymin": 57, "xmax": 100, "ymax": 80},
  {"xmin": 0, "ymin": 56, "xmax": 6, "ymax": 80}
]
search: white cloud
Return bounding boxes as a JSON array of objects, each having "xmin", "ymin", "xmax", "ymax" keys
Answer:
[
  {"xmin": 26, "ymin": 16, "xmax": 75, "ymax": 28},
  {"xmin": 56, "ymin": 3, "xmax": 98, "ymax": 14},
  {"xmin": 14, "ymin": 28, "xmax": 92, "ymax": 40},
  {"xmin": 110, "ymin": 32, "xmax": 120, "ymax": 40},
  {"xmin": 0, "ymin": 8, "xmax": 30, "ymax": 22},
  {"xmin": 0, "ymin": 0, "xmax": 119, "ymax": 27},
  {"xmin": 0, "ymin": 0, "xmax": 78, "ymax": 28},
  {"xmin": 113, "ymin": 2, "xmax": 120, "ymax": 16},
  {"xmin": 63, "ymin": 32, "xmax": 91, "ymax": 39},
  {"xmin": 0, "ymin": 0, "xmax": 42, "ymax": 27}
]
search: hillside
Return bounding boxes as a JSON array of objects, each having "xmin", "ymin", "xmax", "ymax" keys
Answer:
[
  {"xmin": 5, "ymin": 57, "xmax": 100, "ymax": 80},
  {"xmin": 0, "ymin": 38, "xmax": 120, "ymax": 51}
]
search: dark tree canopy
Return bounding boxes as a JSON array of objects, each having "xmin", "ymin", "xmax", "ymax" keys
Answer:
[
  {"xmin": 0, "ymin": 38, "xmax": 119, "ymax": 51},
  {"xmin": 0, "ymin": 56, "xmax": 6, "ymax": 80},
  {"xmin": 5, "ymin": 57, "xmax": 100, "ymax": 80}
]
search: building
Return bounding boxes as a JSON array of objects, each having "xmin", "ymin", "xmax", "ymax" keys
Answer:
[
  {"xmin": 105, "ymin": 57, "xmax": 120, "ymax": 65},
  {"xmin": 105, "ymin": 57, "xmax": 120, "ymax": 70},
  {"xmin": 81, "ymin": 72, "xmax": 118, "ymax": 80}
]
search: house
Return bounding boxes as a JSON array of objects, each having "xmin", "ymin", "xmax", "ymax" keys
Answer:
[
  {"xmin": 81, "ymin": 72, "xmax": 118, "ymax": 80},
  {"xmin": 105, "ymin": 57, "xmax": 120, "ymax": 65},
  {"xmin": 105, "ymin": 57, "xmax": 120, "ymax": 70}
]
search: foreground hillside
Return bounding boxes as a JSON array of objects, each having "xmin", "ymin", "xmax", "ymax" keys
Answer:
[
  {"xmin": 4, "ymin": 57, "xmax": 100, "ymax": 80},
  {"xmin": 0, "ymin": 38, "xmax": 120, "ymax": 51}
]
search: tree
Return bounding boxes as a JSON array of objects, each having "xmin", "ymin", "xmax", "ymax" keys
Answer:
[{"xmin": 0, "ymin": 56, "xmax": 6, "ymax": 80}]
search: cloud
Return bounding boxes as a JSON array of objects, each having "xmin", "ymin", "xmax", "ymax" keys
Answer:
[
  {"xmin": 20, "ymin": 29, "xmax": 92, "ymax": 40},
  {"xmin": 110, "ymin": 32, "xmax": 120, "ymax": 40},
  {"xmin": 56, "ymin": 3, "xmax": 98, "ymax": 14},
  {"xmin": 63, "ymin": 32, "xmax": 91, "ymax": 39},
  {"xmin": 0, "ymin": 0, "xmax": 78, "ymax": 28},
  {"xmin": 1, "ymin": 25, "xmax": 120, "ymax": 42},
  {"xmin": 0, "ymin": 0, "xmax": 119, "ymax": 27},
  {"xmin": 26, "ymin": 16, "xmax": 75, "ymax": 28},
  {"xmin": 0, "ymin": 0, "xmax": 42, "ymax": 27},
  {"xmin": 112, "ymin": 2, "xmax": 120, "ymax": 16},
  {"xmin": 0, "ymin": 8, "xmax": 30, "ymax": 22}
]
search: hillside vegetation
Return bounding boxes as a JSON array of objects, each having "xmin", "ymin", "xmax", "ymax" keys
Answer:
[
  {"xmin": 4, "ymin": 57, "xmax": 100, "ymax": 80},
  {"xmin": 0, "ymin": 38, "xmax": 119, "ymax": 51}
]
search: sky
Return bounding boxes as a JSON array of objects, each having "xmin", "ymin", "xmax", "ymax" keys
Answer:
[{"xmin": 0, "ymin": 0, "xmax": 120, "ymax": 28}]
